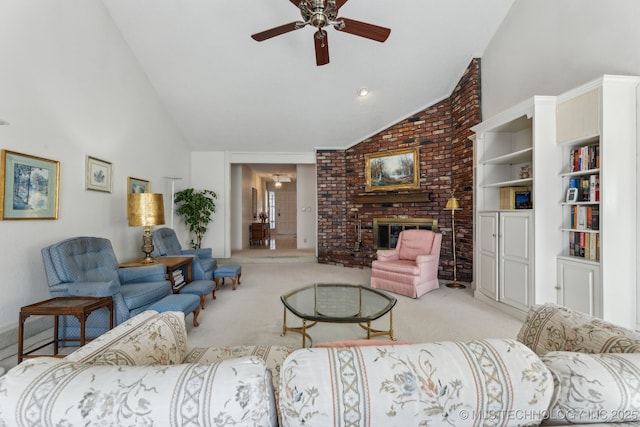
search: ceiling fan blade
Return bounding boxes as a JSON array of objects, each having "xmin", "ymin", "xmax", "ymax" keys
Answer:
[
  {"xmin": 289, "ymin": 0, "xmax": 303, "ymax": 6},
  {"xmin": 336, "ymin": 17, "xmax": 391, "ymax": 42},
  {"xmin": 335, "ymin": 0, "xmax": 348, "ymax": 9},
  {"xmin": 314, "ymin": 30, "xmax": 330, "ymax": 66},
  {"xmin": 251, "ymin": 22, "xmax": 301, "ymax": 42}
]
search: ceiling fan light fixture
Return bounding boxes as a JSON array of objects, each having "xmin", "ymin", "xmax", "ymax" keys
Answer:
[{"xmin": 357, "ymin": 87, "xmax": 369, "ymax": 97}]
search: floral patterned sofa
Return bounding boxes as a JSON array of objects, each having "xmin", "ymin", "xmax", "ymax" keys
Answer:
[
  {"xmin": 0, "ymin": 310, "xmax": 292, "ymax": 426},
  {"xmin": 1, "ymin": 303, "xmax": 640, "ymax": 426}
]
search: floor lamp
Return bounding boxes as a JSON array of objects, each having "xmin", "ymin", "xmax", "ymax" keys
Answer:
[{"xmin": 445, "ymin": 195, "xmax": 466, "ymax": 288}]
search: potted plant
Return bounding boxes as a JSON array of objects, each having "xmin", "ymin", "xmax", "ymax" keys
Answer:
[{"xmin": 174, "ymin": 188, "xmax": 217, "ymax": 249}]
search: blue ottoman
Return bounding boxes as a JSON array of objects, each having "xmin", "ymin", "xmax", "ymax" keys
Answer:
[
  {"xmin": 148, "ymin": 294, "xmax": 201, "ymax": 327},
  {"xmin": 214, "ymin": 264, "xmax": 242, "ymax": 290},
  {"xmin": 179, "ymin": 279, "xmax": 216, "ymax": 309}
]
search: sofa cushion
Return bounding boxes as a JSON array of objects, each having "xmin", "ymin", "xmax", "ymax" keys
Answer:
[
  {"xmin": 65, "ymin": 310, "xmax": 188, "ymax": 365},
  {"xmin": 279, "ymin": 338, "xmax": 553, "ymax": 427},
  {"xmin": 184, "ymin": 344, "xmax": 292, "ymax": 393},
  {"xmin": 517, "ymin": 303, "xmax": 640, "ymax": 355},
  {"xmin": 0, "ymin": 356, "xmax": 277, "ymax": 427},
  {"xmin": 541, "ymin": 351, "xmax": 640, "ymax": 424}
]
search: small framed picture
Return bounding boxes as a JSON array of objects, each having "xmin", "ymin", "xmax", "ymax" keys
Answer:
[
  {"xmin": 86, "ymin": 156, "xmax": 112, "ymax": 193},
  {"xmin": 128, "ymin": 177, "xmax": 150, "ymax": 194},
  {"xmin": 566, "ymin": 187, "xmax": 579, "ymax": 203},
  {"xmin": 515, "ymin": 191, "xmax": 532, "ymax": 209}
]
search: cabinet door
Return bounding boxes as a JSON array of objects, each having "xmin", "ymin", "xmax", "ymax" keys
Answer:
[
  {"xmin": 557, "ymin": 258, "xmax": 601, "ymax": 317},
  {"xmin": 477, "ymin": 212, "xmax": 498, "ymax": 300},
  {"xmin": 499, "ymin": 212, "xmax": 533, "ymax": 312}
]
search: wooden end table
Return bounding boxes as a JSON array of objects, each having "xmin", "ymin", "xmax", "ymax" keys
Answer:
[
  {"xmin": 18, "ymin": 296, "xmax": 114, "ymax": 363},
  {"xmin": 119, "ymin": 256, "xmax": 194, "ymax": 292}
]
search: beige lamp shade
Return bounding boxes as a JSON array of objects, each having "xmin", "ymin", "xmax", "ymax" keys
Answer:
[
  {"xmin": 445, "ymin": 197, "xmax": 461, "ymax": 210},
  {"xmin": 127, "ymin": 193, "xmax": 165, "ymax": 227}
]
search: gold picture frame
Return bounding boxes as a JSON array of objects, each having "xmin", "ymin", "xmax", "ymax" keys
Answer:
[
  {"xmin": 128, "ymin": 177, "xmax": 150, "ymax": 194},
  {"xmin": 86, "ymin": 156, "xmax": 112, "ymax": 193},
  {"xmin": 0, "ymin": 149, "xmax": 60, "ymax": 220},
  {"xmin": 364, "ymin": 147, "xmax": 420, "ymax": 192}
]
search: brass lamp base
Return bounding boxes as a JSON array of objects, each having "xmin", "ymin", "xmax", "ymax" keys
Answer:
[
  {"xmin": 140, "ymin": 226, "xmax": 156, "ymax": 264},
  {"xmin": 446, "ymin": 282, "xmax": 467, "ymax": 289}
]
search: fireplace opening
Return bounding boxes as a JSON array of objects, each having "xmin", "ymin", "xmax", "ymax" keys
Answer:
[{"xmin": 373, "ymin": 218, "xmax": 439, "ymax": 249}]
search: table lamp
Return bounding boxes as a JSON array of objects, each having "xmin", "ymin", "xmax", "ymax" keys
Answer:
[
  {"xmin": 444, "ymin": 194, "xmax": 465, "ymax": 288},
  {"xmin": 127, "ymin": 193, "xmax": 165, "ymax": 263}
]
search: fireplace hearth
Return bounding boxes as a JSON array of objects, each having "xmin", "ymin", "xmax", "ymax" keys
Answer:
[{"xmin": 373, "ymin": 218, "xmax": 439, "ymax": 249}]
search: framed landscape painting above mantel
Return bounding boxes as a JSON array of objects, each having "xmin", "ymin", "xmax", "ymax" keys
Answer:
[
  {"xmin": 365, "ymin": 147, "xmax": 420, "ymax": 192},
  {"xmin": 0, "ymin": 149, "xmax": 60, "ymax": 220}
]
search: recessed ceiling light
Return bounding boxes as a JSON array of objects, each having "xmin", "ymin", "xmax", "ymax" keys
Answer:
[{"xmin": 357, "ymin": 87, "xmax": 369, "ymax": 97}]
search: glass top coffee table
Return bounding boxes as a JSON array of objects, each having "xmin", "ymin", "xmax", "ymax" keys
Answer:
[{"xmin": 280, "ymin": 283, "xmax": 397, "ymax": 347}]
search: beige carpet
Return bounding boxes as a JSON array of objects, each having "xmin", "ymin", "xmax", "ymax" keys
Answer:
[{"xmin": 185, "ymin": 262, "xmax": 523, "ymax": 350}]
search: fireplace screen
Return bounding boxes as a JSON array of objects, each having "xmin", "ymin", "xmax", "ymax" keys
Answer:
[{"xmin": 373, "ymin": 218, "xmax": 439, "ymax": 249}]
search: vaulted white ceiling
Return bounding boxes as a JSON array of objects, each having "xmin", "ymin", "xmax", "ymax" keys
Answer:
[{"xmin": 102, "ymin": 0, "xmax": 515, "ymax": 153}]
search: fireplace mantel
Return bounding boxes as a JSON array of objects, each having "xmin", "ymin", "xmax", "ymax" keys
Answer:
[{"xmin": 353, "ymin": 193, "xmax": 433, "ymax": 204}]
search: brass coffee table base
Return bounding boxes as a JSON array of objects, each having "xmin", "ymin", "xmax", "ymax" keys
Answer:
[{"xmin": 281, "ymin": 307, "xmax": 395, "ymax": 348}]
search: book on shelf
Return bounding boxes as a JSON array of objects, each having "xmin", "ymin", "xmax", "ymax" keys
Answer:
[
  {"xmin": 500, "ymin": 186, "xmax": 530, "ymax": 210},
  {"xmin": 570, "ymin": 143, "xmax": 599, "ymax": 172},
  {"xmin": 589, "ymin": 233, "xmax": 600, "ymax": 261},
  {"xmin": 569, "ymin": 231, "xmax": 575, "ymax": 256},
  {"xmin": 568, "ymin": 231, "xmax": 599, "ymax": 261},
  {"xmin": 591, "ymin": 206, "xmax": 599, "ymax": 230},
  {"xmin": 571, "ymin": 206, "xmax": 599, "ymax": 230}
]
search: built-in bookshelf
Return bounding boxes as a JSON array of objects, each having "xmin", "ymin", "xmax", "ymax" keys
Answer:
[
  {"xmin": 554, "ymin": 75, "xmax": 639, "ymax": 330},
  {"xmin": 559, "ymin": 138, "xmax": 600, "ymax": 263}
]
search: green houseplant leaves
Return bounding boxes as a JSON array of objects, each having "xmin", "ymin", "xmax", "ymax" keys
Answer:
[{"xmin": 174, "ymin": 188, "xmax": 217, "ymax": 249}]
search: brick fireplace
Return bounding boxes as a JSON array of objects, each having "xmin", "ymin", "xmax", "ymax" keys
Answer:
[{"xmin": 315, "ymin": 59, "xmax": 479, "ymax": 282}]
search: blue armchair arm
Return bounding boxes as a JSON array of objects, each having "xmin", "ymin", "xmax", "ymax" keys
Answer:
[
  {"xmin": 182, "ymin": 248, "xmax": 212, "ymax": 259},
  {"xmin": 66, "ymin": 280, "xmax": 120, "ymax": 297},
  {"xmin": 118, "ymin": 264, "xmax": 166, "ymax": 284}
]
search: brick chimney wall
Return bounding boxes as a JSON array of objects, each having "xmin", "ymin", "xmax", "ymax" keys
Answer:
[{"xmin": 316, "ymin": 59, "xmax": 481, "ymax": 282}]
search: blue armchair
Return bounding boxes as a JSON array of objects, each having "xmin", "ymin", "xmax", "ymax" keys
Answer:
[
  {"xmin": 42, "ymin": 236, "xmax": 172, "ymax": 341},
  {"xmin": 151, "ymin": 227, "xmax": 217, "ymax": 280}
]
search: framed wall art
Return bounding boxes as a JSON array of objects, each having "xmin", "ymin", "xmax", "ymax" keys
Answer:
[
  {"xmin": 0, "ymin": 149, "xmax": 60, "ymax": 220},
  {"xmin": 364, "ymin": 147, "xmax": 420, "ymax": 192},
  {"xmin": 128, "ymin": 177, "xmax": 150, "ymax": 194},
  {"xmin": 86, "ymin": 156, "xmax": 112, "ymax": 193}
]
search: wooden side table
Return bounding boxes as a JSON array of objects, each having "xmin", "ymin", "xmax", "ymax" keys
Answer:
[
  {"xmin": 18, "ymin": 296, "xmax": 114, "ymax": 363},
  {"xmin": 120, "ymin": 256, "xmax": 193, "ymax": 292}
]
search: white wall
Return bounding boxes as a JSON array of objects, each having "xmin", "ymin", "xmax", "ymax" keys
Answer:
[
  {"xmin": 481, "ymin": 0, "xmax": 640, "ymax": 328},
  {"xmin": 482, "ymin": 0, "xmax": 640, "ymax": 117},
  {"xmin": 0, "ymin": 1, "xmax": 191, "ymax": 334},
  {"xmin": 297, "ymin": 164, "xmax": 317, "ymax": 250},
  {"xmin": 190, "ymin": 152, "xmax": 228, "ymax": 257}
]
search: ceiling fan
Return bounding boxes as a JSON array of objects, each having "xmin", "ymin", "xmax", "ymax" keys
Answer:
[{"xmin": 251, "ymin": 0, "xmax": 391, "ymax": 66}]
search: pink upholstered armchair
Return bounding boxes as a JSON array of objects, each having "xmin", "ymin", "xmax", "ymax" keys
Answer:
[{"xmin": 370, "ymin": 229, "xmax": 442, "ymax": 298}]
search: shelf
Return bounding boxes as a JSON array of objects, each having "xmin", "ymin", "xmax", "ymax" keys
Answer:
[
  {"xmin": 561, "ymin": 201, "xmax": 600, "ymax": 206},
  {"xmin": 559, "ymin": 133, "xmax": 599, "ymax": 148},
  {"xmin": 560, "ymin": 228, "xmax": 600, "ymax": 233},
  {"xmin": 559, "ymin": 168, "xmax": 600, "ymax": 178},
  {"xmin": 557, "ymin": 255, "xmax": 600, "ymax": 266},
  {"xmin": 353, "ymin": 193, "xmax": 433, "ymax": 204},
  {"xmin": 482, "ymin": 178, "xmax": 533, "ymax": 188},
  {"xmin": 481, "ymin": 147, "xmax": 532, "ymax": 165}
]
